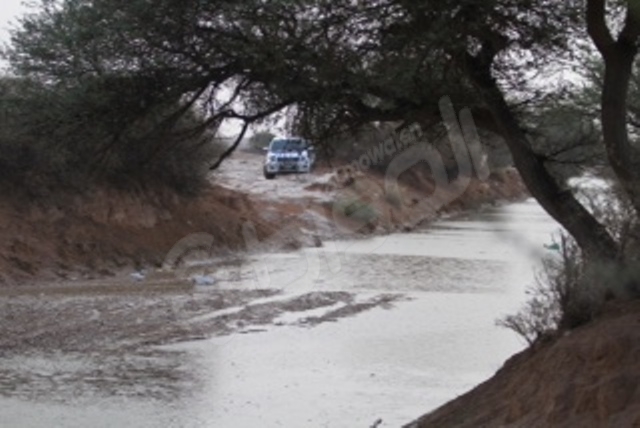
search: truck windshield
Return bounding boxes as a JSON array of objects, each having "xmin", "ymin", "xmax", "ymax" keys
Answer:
[{"xmin": 270, "ymin": 139, "xmax": 307, "ymax": 153}]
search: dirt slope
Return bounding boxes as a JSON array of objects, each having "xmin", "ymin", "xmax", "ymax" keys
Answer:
[
  {"xmin": 0, "ymin": 185, "xmax": 276, "ymax": 285},
  {"xmin": 406, "ymin": 300, "xmax": 640, "ymax": 428},
  {"xmin": 0, "ymin": 151, "xmax": 527, "ymax": 286},
  {"xmin": 213, "ymin": 151, "xmax": 527, "ymax": 235}
]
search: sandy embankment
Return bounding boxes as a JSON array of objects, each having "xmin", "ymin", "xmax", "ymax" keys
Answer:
[
  {"xmin": 0, "ymin": 150, "xmax": 527, "ymax": 287},
  {"xmin": 0, "ymin": 150, "xmax": 529, "ymax": 409},
  {"xmin": 406, "ymin": 299, "xmax": 640, "ymax": 428}
]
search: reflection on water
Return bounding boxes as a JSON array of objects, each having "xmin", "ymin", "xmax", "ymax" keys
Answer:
[{"xmin": 1, "ymin": 199, "xmax": 561, "ymax": 428}]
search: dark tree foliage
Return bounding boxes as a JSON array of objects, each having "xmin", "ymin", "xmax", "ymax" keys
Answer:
[
  {"xmin": 5, "ymin": 1, "xmax": 640, "ymax": 269},
  {"xmin": 248, "ymin": 131, "xmax": 276, "ymax": 151}
]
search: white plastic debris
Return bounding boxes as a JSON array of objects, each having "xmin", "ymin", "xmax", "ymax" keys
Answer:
[
  {"xmin": 130, "ymin": 270, "xmax": 146, "ymax": 282},
  {"xmin": 190, "ymin": 274, "xmax": 217, "ymax": 286},
  {"xmin": 543, "ymin": 242, "xmax": 560, "ymax": 252}
]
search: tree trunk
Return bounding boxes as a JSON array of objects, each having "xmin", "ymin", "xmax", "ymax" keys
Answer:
[
  {"xmin": 587, "ymin": 0, "xmax": 640, "ymax": 220},
  {"xmin": 601, "ymin": 46, "xmax": 640, "ymax": 215},
  {"xmin": 467, "ymin": 57, "xmax": 619, "ymax": 261}
]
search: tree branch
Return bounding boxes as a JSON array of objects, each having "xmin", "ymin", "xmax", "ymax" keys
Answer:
[
  {"xmin": 209, "ymin": 121, "xmax": 250, "ymax": 171},
  {"xmin": 587, "ymin": 0, "xmax": 615, "ymax": 56},
  {"xmin": 465, "ymin": 49, "xmax": 619, "ymax": 260},
  {"xmin": 619, "ymin": 1, "xmax": 640, "ymax": 46},
  {"xmin": 209, "ymin": 99, "xmax": 292, "ymax": 170}
]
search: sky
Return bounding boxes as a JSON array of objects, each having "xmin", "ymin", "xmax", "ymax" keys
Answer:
[
  {"xmin": 0, "ymin": 0, "xmax": 29, "ymax": 43},
  {"xmin": 0, "ymin": 1, "xmax": 584, "ymax": 140},
  {"xmin": 1, "ymin": 0, "xmax": 30, "ymax": 71},
  {"xmin": 0, "ymin": 1, "xmax": 261, "ymax": 138}
]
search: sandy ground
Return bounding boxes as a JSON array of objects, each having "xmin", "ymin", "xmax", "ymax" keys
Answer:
[
  {"xmin": 0, "ymin": 153, "xmax": 408, "ymax": 408},
  {"xmin": 0, "ymin": 275, "xmax": 404, "ymax": 407},
  {"xmin": 0, "ymin": 199, "xmax": 559, "ymax": 428},
  {"xmin": 3, "ymin": 150, "xmax": 634, "ymax": 427},
  {"xmin": 0, "ymin": 152, "xmax": 401, "ymax": 355},
  {"xmin": 0, "ymin": 150, "xmax": 534, "ymax": 427},
  {"xmin": 407, "ymin": 299, "xmax": 640, "ymax": 428},
  {"xmin": 0, "ymin": 151, "xmax": 528, "ymax": 341},
  {"xmin": 211, "ymin": 150, "xmax": 527, "ymax": 242},
  {"xmin": 0, "ymin": 280, "xmax": 402, "ymax": 356},
  {"xmin": 212, "ymin": 150, "xmax": 338, "ymax": 204}
]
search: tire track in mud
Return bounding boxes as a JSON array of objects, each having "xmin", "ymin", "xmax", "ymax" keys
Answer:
[{"xmin": 0, "ymin": 284, "xmax": 405, "ymax": 403}]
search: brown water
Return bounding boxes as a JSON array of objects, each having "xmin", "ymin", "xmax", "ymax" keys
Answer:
[{"xmin": 0, "ymin": 199, "xmax": 560, "ymax": 428}]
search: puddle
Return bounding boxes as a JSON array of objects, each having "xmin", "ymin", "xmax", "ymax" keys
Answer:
[{"xmin": 0, "ymin": 199, "xmax": 561, "ymax": 427}]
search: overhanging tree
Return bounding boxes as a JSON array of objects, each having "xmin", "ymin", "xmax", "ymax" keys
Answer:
[
  {"xmin": 6, "ymin": 0, "xmax": 640, "ymax": 268},
  {"xmin": 587, "ymin": 0, "xmax": 640, "ymax": 215}
]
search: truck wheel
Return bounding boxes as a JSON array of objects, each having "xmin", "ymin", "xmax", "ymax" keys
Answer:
[{"xmin": 264, "ymin": 168, "xmax": 276, "ymax": 180}]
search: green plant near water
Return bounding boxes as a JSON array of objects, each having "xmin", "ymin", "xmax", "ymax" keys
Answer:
[
  {"xmin": 335, "ymin": 198, "xmax": 379, "ymax": 224},
  {"xmin": 498, "ymin": 183, "xmax": 640, "ymax": 346},
  {"xmin": 497, "ymin": 236, "xmax": 583, "ymax": 345},
  {"xmin": 384, "ymin": 190, "xmax": 403, "ymax": 209}
]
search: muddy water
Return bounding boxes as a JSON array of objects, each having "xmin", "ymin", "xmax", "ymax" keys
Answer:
[{"xmin": 0, "ymin": 199, "xmax": 560, "ymax": 428}]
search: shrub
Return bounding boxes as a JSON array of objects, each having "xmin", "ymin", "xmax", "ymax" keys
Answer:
[
  {"xmin": 248, "ymin": 131, "xmax": 275, "ymax": 152},
  {"xmin": 334, "ymin": 198, "xmax": 379, "ymax": 225},
  {"xmin": 497, "ymin": 236, "xmax": 580, "ymax": 345},
  {"xmin": 498, "ymin": 179, "xmax": 640, "ymax": 346},
  {"xmin": 384, "ymin": 190, "xmax": 403, "ymax": 209},
  {"xmin": 0, "ymin": 75, "xmax": 223, "ymax": 197}
]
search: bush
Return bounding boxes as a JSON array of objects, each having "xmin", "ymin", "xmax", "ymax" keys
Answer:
[
  {"xmin": 497, "ymin": 236, "xmax": 579, "ymax": 345},
  {"xmin": 498, "ymin": 180, "xmax": 640, "ymax": 346},
  {"xmin": 0, "ymin": 75, "xmax": 224, "ymax": 197},
  {"xmin": 384, "ymin": 189, "xmax": 403, "ymax": 209},
  {"xmin": 334, "ymin": 198, "xmax": 379, "ymax": 225},
  {"xmin": 248, "ymin": 131, "xmax": 275, "ymax": 152},
  {"xmin": 498, "ymin": 234, "xmax": 626, "ymax": 346}
]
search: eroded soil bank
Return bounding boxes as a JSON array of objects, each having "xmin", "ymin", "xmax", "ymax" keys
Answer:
[
  {"xmin": 406, "ymin": 300, "xmax": 640, "ymax": 428},
  {"xmin": 1, "ymin": 199, "xmax": 558, "ymax": 427},
  {"xmin": 0, "ymin": 150, "xmax": 544, "ymax": 428},
  {"xmin": 0, "ymin": 151, "xmax": 527, "ymax": 287}
]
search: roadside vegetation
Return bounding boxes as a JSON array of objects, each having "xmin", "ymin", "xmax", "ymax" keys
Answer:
[
  {"xmin": 500, "ymin": 179, "xmax": 640, "ymax": 345},
  {"xmin": 247, "ymin": 131, "xmax": 276, "ymax": 153},
  {"xmin": 0, "ymin": 75, "xmax": 224, "ymax": 198},
  {"xmin": 4, "ymin": 3, "xmax": 640, "ymax": 426},
  {"xmin": 334, "ymin": 198, "xmax": 379, "ymax": 227},
  {"xmin": 1, "ymin": 0, "xmax": 640, "ymax": 331}
]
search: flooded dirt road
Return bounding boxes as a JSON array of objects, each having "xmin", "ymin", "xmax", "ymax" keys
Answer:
[{"xmin": 0, "ymin": 200, "xmax": 559, "ymax": 427}]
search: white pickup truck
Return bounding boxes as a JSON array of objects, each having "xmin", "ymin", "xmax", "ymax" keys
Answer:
[{"xmin": 263, "ymin": 137, "xmax": 316, "ymax": 179}]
